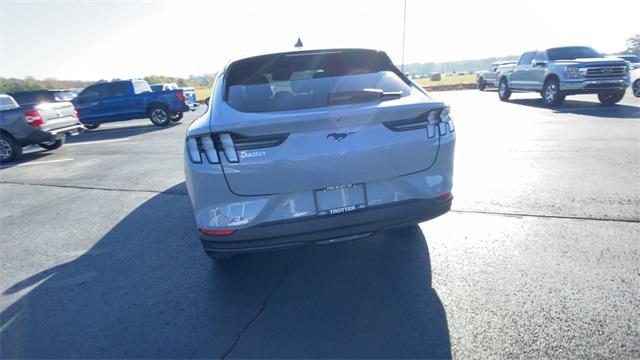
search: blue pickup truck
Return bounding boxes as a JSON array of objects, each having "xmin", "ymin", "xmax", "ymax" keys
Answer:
[{"xmin": 73, "ymin": 79, "xmax": 190, "ymax": 129}]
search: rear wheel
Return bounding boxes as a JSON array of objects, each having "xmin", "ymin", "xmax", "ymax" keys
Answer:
[
  {"xmin": 171, "ymin": 112, "xmax": 183, "ymax": 122},
  {"xmin": 597, "ymin": 91, "xmax": 625, "ymax": 105},
  {"xmin": 478, "ymin": 78, "xmax": 486, "ymax": 91},
  {"xmin": 542, "ymin": 78, "xmax": 564, "ymax": 106},
  {"xmin": 633, "ymin": 79, "xmax": 640, "ymax": 98},
  {"xmin": 84, "ymin": 124, "xmax": 100, "ymax": 130},
  {"xmin": 39, "ymin": 137, "xmax": 65, "ymax": 150},
  {"xmin": 498, "ymin": 78, "xmax": 511, "ymax": 101},
  {"xmin": 0, "ymin": 134, "xmax": 22, "ymax": 163},
  {"xmin": 206, "ymin": 251, "xmax": 235, "ymax": 262},
  {"xmin": 149, "ymin": 105, "xmax": 171, "ymax": 126}
]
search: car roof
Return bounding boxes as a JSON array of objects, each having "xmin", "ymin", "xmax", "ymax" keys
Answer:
[{"xmin": 225, "ymin": 47, "xmax": 385, "ymax": 67}]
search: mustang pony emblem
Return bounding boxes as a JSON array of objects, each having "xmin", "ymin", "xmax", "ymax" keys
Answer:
[{"xmin": 326, "ymin": 132, "xmax": 355, "ymax": 141}]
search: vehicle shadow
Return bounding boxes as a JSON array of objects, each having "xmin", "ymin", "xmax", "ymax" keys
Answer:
[
  {"xmin": 67, "ymin": 122, "xmax": 181, "ymax": 144},
  {"xmin": 508, "ymin": 98, "xmax": 640, "ymax": 119},
  {"xmin": 0, "ymin": 183, "xmax": 451, "ymax": 359}
]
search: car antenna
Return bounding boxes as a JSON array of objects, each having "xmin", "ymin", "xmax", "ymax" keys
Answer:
[{"xmin": 294, "ymin": 37, "xmax": 303, "ymax": 48}]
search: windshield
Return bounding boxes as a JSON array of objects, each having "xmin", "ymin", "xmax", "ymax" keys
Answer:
[
  {"xmin": 225, "ymin": 50, "xmax": 411, "ymax": 112},
  {"xmin": 546, "ymin": 47, "xmax": 602, "ymax": 61}
]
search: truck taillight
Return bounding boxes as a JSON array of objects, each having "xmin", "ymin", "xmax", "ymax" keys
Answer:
[
  {"xmin": 72, "ymin": 107, "xmax": 79, "ymax": 119},
  {"xmin": 176, "ymin": 91, "xmax": 187, "ymax": 101},
  {"xmin": 24, "ymin": 110, "xmax": 43, "ymax": 126}
]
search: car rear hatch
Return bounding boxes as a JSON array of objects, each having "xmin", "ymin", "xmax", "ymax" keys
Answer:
[
  {"xmin": 35, "ymin": 102, "xmax": 79, "ymax": 131},
  {"xmin": 208, "ymin": 95, "xmax": 444, "ymax": 196}
]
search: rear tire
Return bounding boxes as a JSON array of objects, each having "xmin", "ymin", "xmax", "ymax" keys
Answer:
[
  {"xmin": 84, "ymin": 124, "xmax": 100, "ymax": 130},
  {"xmin": 171, "ymin": 112, "xmax": 183, "ymax": 122},
  {"xmin": 206, "ymin": 251, "xmax": 235, "ymax": 262},
  {"xmin": 597, "ymin": 91, "xmax": 625, "ymax": 105},
  {"xmin": 478, "ymin": 78, "xmax": 486, "ymax": 91},
  {"xmin": 149, "ymin": 105, "xmax": 171, "ymax": 126},
  {"xmin": 0, "ymin": 134, "xmax": 22, "ymax": 163},
  {"xmin": 39, "ymin": 137, "xmax": 65, "ymax": 150},
  {"xmin": 498, "ymin": 78, "xmax": 511, "ymax": 101},
  {"xmin": 542, "ymin": 78, "xmax": 564, "ymax": 106},
  {"xmin": 633, "ymin": 79, "xmax": 640, "ymax": 98}
]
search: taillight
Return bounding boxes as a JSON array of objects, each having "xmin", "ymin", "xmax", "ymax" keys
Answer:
[
  {"xmin": 187, "ymin": 133, "xmax": 287, "ymax": 164},
  {"xmin": 72, "ymin": 107, "xmax": 79, "ymax": 119},
  {"xmin": 24, "ymin": 110, "xmax": 43, "ymax": 126},
  {"xmin": 433, "ymin": 192, "xmax": 452, "ymax": 201},
  {"xmin": 199, "ymin": 228, "xmax": 235, "ymax": 236},
  {"xmin": 383, "ymin": 104, "xmax": 454, "ymax": 137},
  {"xmin": 175, "ymin": 91, "xmax": 187, "ymax": 101}
]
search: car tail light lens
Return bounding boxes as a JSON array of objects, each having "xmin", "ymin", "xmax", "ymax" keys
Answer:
[
  {"xmin": 433, "ymin": 192, "xmax": 452, "ymax": 201},
  {"xmin": 199, "ymin": 228, "xmax": 235, "ymax": 236},
  {"xmin": 175, "ymin": 91, "xmax": 187, "ymax": 101},
  {"xmin": 186, "ymin": 133, "xmax": 287, "ymax": 164},
  {"xmin": 72, "ymin": 107, "xmax": 79, "ymax": 119},
  {"xmin": 24, "ymin": 110, "xmax": 43, "ymax": 126},
  {"xmin": 383, "ymin": 105, "xmax": 454, "ymax": 137}
]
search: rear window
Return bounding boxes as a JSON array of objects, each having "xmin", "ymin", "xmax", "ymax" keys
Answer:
[
  {"xmin": 9, "ymin": 91, "xmax": 56, "ymax": 106},
  {"xmin": 547, "ymin": 47, "xmax": 602, "ymax": 61},
  {"xmin": 132, "ymin": 80, "xmax": 151, "ymax": 94},
  {"xmin": 225, "ymin": 50, "xmax": 411, "ymax": 112},
  {"xmin": 150, "ymin": 84, "xmax": 163, "ymax": 92},
  {"xmin": 0, "ymin": 96, "xmax": 19, "ymax": 110}
]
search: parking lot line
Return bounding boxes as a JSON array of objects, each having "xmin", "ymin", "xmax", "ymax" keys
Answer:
[
  {"xmin": 66, "ymin": 138, "xmax": 131, "ymax": 146},
  {"xmin": 0, "ymin": 158, "xmax": 74, "ymax": 168}
]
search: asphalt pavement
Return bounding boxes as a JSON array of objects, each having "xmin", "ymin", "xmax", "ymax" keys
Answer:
[{"xmin": 1, "ymin": 89, "xmax": 639, "ymax": 359}]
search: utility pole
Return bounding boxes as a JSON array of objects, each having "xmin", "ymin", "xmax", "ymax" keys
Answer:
[{"xmin": 401, "ymin": 0, "xmax": 407, "ymax": 73}]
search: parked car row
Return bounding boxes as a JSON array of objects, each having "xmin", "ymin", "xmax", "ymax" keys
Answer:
[
  {"xmin": 477, "ymin": 47, "xmax": 638, "ymax": 105},
  {"xmin": 0, "ymin": 79, "xmax": 195, "ymax": 162}
]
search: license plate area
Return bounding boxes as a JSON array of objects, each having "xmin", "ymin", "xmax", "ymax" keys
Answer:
[{"xmin": 315, "ymin": 184, "xmax": 367, "ymax": 216}]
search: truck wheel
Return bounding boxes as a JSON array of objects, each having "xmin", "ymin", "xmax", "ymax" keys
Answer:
[
  {"xmin": 498, "ymin": 78, "xmax": 511, "ymax": 101},
  {"xmin": 171, "ymin": 112, "xmax": 184, "ymax": 122},
  {"xmin": 597, "ymin": 91, "xmax": 625, "ymax": 105},
  {"xmin": 149, "ymin": 105, "xmax": 171, "ymax": 126},
  {"xmin": 84, "ymin": 124, "xmax": 100, "ymax": 130},
  {"xmin": 39, "ymin": 137, "xmax": 65, "ymax": 151},
  {"xmin": 478, "ymin": 78, "xmax": 486, "ymax": 91},
  {"xmin": 542, "ymin": 78, "xmax": 564, "ymax": 106},
  {"xmin": 633, "ymin": 79, "xmax": 640, "ymax": 98},
  {"xmin": 206, "ymin": 251, "xmax": 235, "ymax": 262},
  {"xmin": 0, "ymin": 134, "xmax": 22, "ymax": 163}
]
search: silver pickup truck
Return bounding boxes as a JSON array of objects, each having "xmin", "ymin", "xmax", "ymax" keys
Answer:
[
  {"xmin": 0, "ymin": 94, "xmax": 84, "ymax": 163},
  {"xmin": 477, "ymin": 61, "xmax": 516, "ymax": 90},
  {"xmin": 497, "ymin": 46, "xmax": 630, "ymax": 106}
]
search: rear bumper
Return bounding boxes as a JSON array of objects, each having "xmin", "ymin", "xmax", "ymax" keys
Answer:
[
  {"xmin": 200, "ymin": 197, "xmax": 451, "ymax": 253},
  {"xmin": 17, "ymin": 123, "xmax": 85, "ymax": 146}
]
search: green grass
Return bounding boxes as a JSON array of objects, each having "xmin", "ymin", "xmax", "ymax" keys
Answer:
[
  {"xmin": 414, "ymin": 74, "xmax": 476, "ymax": 86},
  {"xmin": 194, "ymin": 87, "xmax": 211, "ymax": 101}
]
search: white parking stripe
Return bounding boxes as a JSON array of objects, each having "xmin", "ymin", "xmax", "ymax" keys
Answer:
[
  {"xmin": 66, "ymin": 138, "xmax": 131, "ymax": 146},
  {"xmin": 0, "ymin": 158, "xmax": 74, "ymax": 168}
]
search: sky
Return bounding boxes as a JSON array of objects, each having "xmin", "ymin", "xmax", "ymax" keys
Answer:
[{"xmin": 1, "ymin": 0, "xmax": 638, "ymax": 80}]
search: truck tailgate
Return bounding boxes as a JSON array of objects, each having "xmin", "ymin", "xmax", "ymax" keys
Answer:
[{"xmin": 35, "ymin": 102, "xmax": 79, "ymax": 131}]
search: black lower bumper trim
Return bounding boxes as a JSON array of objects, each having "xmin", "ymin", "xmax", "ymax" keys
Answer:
[{"xmin": 200, "ymin": 198, "xmax": 451, "ymax": 253}]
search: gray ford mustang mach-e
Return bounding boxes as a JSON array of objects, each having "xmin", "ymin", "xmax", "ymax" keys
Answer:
[{"xmin": 184, "ymin": 48, "xmax": 455, "ymax": 261}]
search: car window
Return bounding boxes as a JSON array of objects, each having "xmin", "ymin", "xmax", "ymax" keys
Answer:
[
  {"xmin": 534, "ymin": 51, "xmax": 546, "ymax": 62},
  {"xmin": 80, "ymin": 84, "xmax": 109, "ymax": 98},
  {"xmin": 0, "ymin": 95, "xmax": 19, "ymax": 110},
  {"xmin": 109, "ymin": 82, "xmax": 129, "ymax": 97},
  {"xmin": 490, "ymin": 65, "xmax": 498, "ymax": 72},
  {"xmin": 132, "ymin": 80, "xmax": 152, "ymax": 94},
  {"xmin": 225, "ymin": 50, "xmax": 411, "ymax": 112},
  {"xmin": 547, "ymin": 47, "xmax": 602, "ymax": 61},
  {"xmin": 518, "ymin": 52, "xmax": 535, "ymax": 65},
  {"xmin": 150, "ymin": 84, "xmax": 163, "ymax": 92}
]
